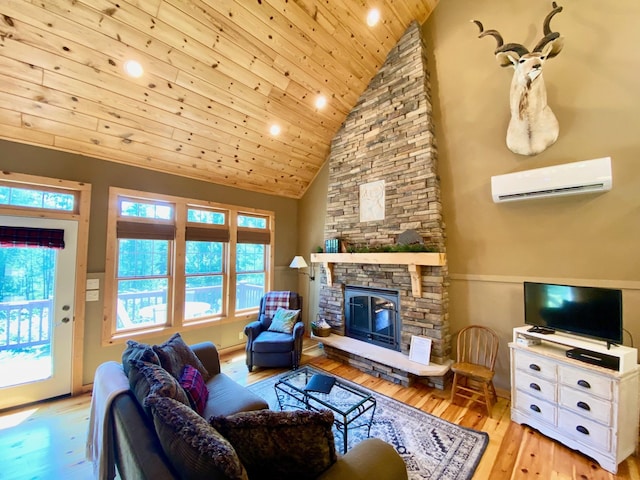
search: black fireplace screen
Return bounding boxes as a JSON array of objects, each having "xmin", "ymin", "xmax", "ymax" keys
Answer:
[{"xmin": 345, "ymin": 286, "xmax": 400, "ymax": 351}]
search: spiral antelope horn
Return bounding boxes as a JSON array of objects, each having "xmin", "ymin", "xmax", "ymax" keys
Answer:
[
  {"xmin": 533, "ymin": 2, "xmax": 563, "ymax": 54},
  {"xmin": 471, "ymin": 19, "xmax": 529, "ymax": 58}
]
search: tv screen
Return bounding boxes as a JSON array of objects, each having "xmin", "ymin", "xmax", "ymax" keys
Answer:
[{"xmin": 524, "ymin": 282, "xmax": 623, "ymax": 344}]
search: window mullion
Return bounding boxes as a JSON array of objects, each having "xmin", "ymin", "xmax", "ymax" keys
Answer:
[
  {"xmin": 227, "ymin": 211, "xmax": 238, "ymax": 318},
  {"xmin": 173, "ymin": 203, "xmax": 187, "ymax": 327},
  {"xmin": 267, "ymin": 219, "xmax": 274, "ymax": 292}
]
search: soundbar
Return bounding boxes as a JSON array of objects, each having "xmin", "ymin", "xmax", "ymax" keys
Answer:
[{"xmin": 566, "ymin": 347, "xmax": 620, "ymax": 371}]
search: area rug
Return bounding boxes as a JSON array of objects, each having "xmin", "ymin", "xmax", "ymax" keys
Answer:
[{"xmin": 247, "ymin": 367, "xmax": 489, "ymax": 480}]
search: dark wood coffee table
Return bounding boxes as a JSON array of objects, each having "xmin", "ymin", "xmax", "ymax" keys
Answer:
[{"xmin": 274, "ymin": 367, "xmax": 376, "ymax": 453}]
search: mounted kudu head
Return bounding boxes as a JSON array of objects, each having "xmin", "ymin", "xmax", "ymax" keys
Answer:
[{"xmin": 473, "ymin": 3, "xmax": 564, "ymax": 156}]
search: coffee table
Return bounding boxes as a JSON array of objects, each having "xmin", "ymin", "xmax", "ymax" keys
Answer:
[{"xmin": 274, "ymin": 367, "xmax": 376, "ymax": 453}]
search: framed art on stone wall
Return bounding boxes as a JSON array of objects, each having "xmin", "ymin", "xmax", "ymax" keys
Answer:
[{"xmin": 360, "ymin": 180, "xmax": 385, "ymax": 222}]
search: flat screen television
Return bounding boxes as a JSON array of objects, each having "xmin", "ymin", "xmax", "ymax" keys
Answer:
[{"xmin": 524, "ymin": 281, "xmax": 623, "ymax": 346}]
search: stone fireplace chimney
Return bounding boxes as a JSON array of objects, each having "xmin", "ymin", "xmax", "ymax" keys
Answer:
[{"xmin": 316, "ymin": 21, "xmax": 450, "ymax": 386}]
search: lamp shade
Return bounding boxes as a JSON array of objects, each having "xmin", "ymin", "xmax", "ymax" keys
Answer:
[{"xmin": 289, "ymin": 256, "xmax": 308, "ymax": 269}]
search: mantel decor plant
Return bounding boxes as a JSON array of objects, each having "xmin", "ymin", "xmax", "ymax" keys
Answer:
[{"xmin": 346, "ymin": 244, "xmax": 439, "ymax": 253}]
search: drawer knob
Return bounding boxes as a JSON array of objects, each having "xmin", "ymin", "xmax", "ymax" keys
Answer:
[
  {"xmin": 529, "ymin": 382, "xmax": 541, "ymax": 391},
  {"xmin": 576, "ymin": 425, "xmax": 590, "ymax": 435},
  {"xmin": 529, "ymin": 364, "xmax": 541, "ymax": 372},
  {"xmin": 576, "ymin": 401, "xmax": 591, "ymax": 411},
  {"xmin": 530, "ymin": 404, "xmax": 541, "ymax": 413},
  {"xmin": 577, "ymin": 379, "xmax": 591, "ymax": 389}
]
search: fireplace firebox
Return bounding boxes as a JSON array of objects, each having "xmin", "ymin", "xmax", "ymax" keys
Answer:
[{"xmin": 345, "ymin": 286, "xmax": 400, "ymax": 351}]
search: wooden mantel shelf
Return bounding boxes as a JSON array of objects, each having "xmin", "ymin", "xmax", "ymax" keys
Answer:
[{"xmin": 310, "ymin": 252, "xmax": 446, "ymax": 297}]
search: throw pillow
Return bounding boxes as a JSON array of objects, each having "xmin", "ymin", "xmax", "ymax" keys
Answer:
[
  {"xmin": 121, "ymin": 339, "xmax": 160, "ymax": 377},
  {"xmin": 209, "ymin": 409, "xmax": 337, "ymax": 480},
  {"xmin": 179, "ymin": 364, "xmax": 209, "ymax": 415},
  {"xmin": 145, "ymin": 395, "xmax": 248, "ymax": 480},
  {"xmin": 267, "ymin": 308, "xmax": 300, "ymax": 334},
  {"xmin": 127, "ymin": 359, "xmax": 190, "ymax": 417},
  {"xmin": 152, "ymin": 332, "xmax": 210, "ymax": 381}
]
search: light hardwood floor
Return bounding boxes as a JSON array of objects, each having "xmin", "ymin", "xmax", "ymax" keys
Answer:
[{"xmin": 1, "ymin": 341, "xmax": 638, "ymax": 480}]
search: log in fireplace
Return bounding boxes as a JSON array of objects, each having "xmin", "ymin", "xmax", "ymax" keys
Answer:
[{"xmin": 344, "ymin": 285, "xmax": 400, "ymax": 352}]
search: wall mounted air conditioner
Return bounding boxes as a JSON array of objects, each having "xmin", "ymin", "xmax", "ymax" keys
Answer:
[{"xmin": 491, "ymin": 157, "xmax": 612, "ymax": 203}]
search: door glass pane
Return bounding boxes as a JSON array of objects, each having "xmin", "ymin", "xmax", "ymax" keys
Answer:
[{"xmin": 0, "ymin": 246, "xmax": 56, "ymax": 388}]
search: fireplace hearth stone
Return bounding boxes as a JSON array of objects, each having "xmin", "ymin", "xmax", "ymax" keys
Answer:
[{"xmin": 314, "ymin": 334, "xmax": 452, "ymax": 389}]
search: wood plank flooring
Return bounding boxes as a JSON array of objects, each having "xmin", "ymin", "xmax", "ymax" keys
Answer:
[{"xmin": 0, "ymin": 341, "xmax": 638, "ymax": 480}]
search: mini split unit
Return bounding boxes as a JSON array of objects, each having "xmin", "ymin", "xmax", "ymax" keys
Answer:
[{"xmin": 491, "ymin": 157, "xmax": 612, "ymax": 203}]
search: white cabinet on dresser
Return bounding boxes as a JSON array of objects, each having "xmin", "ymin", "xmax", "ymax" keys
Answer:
[{"xmin": 510, "ymin": 326, "xmax": 639, "ymax": 474}]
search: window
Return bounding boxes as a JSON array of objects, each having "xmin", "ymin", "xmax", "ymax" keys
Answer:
[
  {"xmin": 115, "ymin": 198, "xmax": 174, "ymax": 330},
  {"xmin": 103, "ymin": 188, "xmax": 274, "ymax": 342},
  {"xmin": 0, "ymin": 182, "xmax": 77, "ymax": 213},
  {"xmin": 236, "ymin": 214, "xmax": 270, "ymax": 311},
  {"xmin": 184, "ymin": 207, "xmax": 227, "ymax": 319}
]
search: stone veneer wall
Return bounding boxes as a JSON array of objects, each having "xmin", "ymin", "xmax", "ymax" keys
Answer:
[{"xmin": 319, "ymin": 21, "xmax": 450, "ymax": 366}]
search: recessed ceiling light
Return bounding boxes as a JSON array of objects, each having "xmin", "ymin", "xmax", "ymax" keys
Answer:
[
  {"xmin": 269, "ymin": 124, "xmax": 281, "ymax": 136},
  {"xmin": 315, "ymin": 95, "xmax": 327, "ymax": 109},
  {"xmin": 367, "ymin": 8, "xmax": 380, "ymax": 27},
  {"xmin": 124, "ymin": 60, "xmax": 144, "ymax": 78}
]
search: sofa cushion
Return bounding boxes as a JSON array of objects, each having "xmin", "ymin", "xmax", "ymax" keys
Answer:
[
  {"xmin": 203, "ymin": 373, "xmax": 269, "ymax": 418},
  {"xmin": 145, "ymin": 395, "xmax": 248, "ymax": 480},
  {"xmin": 128, "ymin": 359, "xmax": 190, "ymax": 417},
  {"xmin": 179, "ymin": 364, "xmax": 209, "ymax": 415},
  {"xmin": 251, "ymin": 331, "xmax": 295, "ymax": 353},
  {"xmin": 153, "ymin": 332, "xmax": 210, "ymax": 381},
  {"xmin": 267, "ymin": 308, "xmax": 300, "ymax": 334},
  {"xmin": 121, "ymin": 339, "xmax": 160, "ymax": 377},
  {"xmin": 209, "ymin": 409, "xmax": 337, "ymax": 480}
]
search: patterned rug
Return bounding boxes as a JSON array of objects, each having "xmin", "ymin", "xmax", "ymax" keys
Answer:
[{"xmin": 247, "ymin": 367, "xmax": 489, "ymax": 480}]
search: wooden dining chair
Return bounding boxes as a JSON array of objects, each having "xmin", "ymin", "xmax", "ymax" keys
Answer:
[{"xmin": 450, "ymin": 325, "xmax": 500, "ymax": 416}]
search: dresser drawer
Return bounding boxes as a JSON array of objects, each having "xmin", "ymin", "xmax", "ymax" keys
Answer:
[
  {"xmin": 515, "ymin": 371, "xmax": 556, "ymax": 402},
  {"xmin": 514, "ymin": 390, "xmax": 557, "ymax": 425},
  {"xmin": 514, "ymin": 350, "xmax": 557, "ymax": 381},
  {"xmin": 559, "ymin": 365, "xmax": 614, "ymax": 401},
  {"xmin": 559, "ymin": 385, "xmax": 613, "ymax": 426},
  {"xmin": 558, "ymin": 409, "xmax": 612, "ymax": 452}
]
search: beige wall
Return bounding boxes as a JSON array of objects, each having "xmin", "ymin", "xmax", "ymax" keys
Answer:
[
  {"xmin": 300, "ymin": 0, "xmax": 640, "ymax": 391},
  {"xmin": 0, "ymin": 139, "xmax": 300, "ymax": 384},
  {"xmin": 296, "ymin": 164, "xmax": 329, "ymax": 330}
]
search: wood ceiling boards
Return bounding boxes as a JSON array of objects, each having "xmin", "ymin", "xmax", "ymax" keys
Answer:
[{"xmin": 0, "ymin": 1, "xmax": 437, "ymax": 198}]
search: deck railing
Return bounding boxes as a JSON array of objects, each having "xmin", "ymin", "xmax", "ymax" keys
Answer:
[
  {"xmin": 0, "ymin": 284, "xmax": 265, "ymax": 348},
  {"xmin": 117, "ymin": 283, "xmax": 264, "ymax": 329},
  {"xmin": 0, "ymin": 299, "xmax": 53, "ymax": 351}
]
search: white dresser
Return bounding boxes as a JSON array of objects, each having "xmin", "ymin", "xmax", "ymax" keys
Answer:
[{"xmin": 510, "ymin": 326, "xmax": 639, "ymax": 473}]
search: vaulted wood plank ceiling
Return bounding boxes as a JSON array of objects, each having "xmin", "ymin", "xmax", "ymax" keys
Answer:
[{"xmin": 0, "ymin": 1, "xmax": 437, "ymax": 198}]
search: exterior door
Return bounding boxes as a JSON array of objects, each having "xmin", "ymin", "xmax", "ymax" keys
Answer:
[{"xmin": 0, "ymin": 216, "xmax": 77, "ymax": 410}]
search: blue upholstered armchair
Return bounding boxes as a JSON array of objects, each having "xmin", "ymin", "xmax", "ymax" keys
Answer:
[{"xmin": 244, "ymin": 291, "xmax": 304, "ymax": 372}]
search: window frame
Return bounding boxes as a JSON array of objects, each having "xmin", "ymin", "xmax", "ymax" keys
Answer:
[
  {"xmin": 235, "ymin": 212, "xmax": 271, "ymax": 314},
  {"xmin": 103, "ymin": 187, "xmax": 274, "ymax": 344}
]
